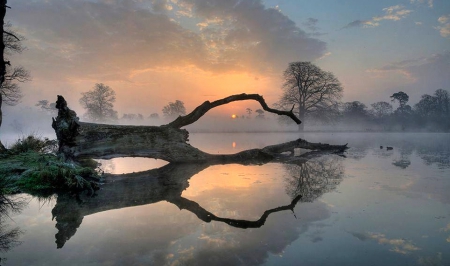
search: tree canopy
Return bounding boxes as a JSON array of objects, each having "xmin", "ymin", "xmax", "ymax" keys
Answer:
[
  {"xmin": 79, "ymin": 83, "xmax": 118, "ymax": 122},
  {"xmin": 277, "ymin": 61, "xmax": 343, "ymax": 131},
  {"xmin": 162, "ymin": 100, "xmax": 186, "ymax": 119}
]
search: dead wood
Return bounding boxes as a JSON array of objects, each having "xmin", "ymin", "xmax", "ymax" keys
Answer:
[{"xmin": 52, "ymin": 95, "xmax": 347, "ymax": 163}]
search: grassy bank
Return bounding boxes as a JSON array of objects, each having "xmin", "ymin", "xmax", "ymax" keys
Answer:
[{"xmin": 0, "ymin": 135, "xmax": 101, "ymax": 196}]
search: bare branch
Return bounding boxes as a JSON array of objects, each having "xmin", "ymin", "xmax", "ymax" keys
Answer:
[
  {"xmin": 3, "ymin": 30, "xmax": 19, "ymax": 41},
  {"xmin": 167, "ymin": 93, "xmax": 301, "ymax": 129}
]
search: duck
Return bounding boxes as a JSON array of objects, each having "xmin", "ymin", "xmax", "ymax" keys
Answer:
[{"xmin": 386, "ymin": 146, "xmax": 393, "ymax": 150}]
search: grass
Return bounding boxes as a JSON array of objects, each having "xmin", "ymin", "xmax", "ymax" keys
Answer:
[{"xmin": 0, "ymin": 135, "xmax": 101, "ymax": 196}]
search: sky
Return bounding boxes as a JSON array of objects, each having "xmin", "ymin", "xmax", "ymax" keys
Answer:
[{"xmin": 3, "ymin": 0, "xmax": 450, "ymax": 119}]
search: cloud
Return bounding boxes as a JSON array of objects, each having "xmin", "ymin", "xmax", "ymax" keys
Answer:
[
  {"xmin": 369, "ymin": 233, "xmax": 421, "ymax": 255},
  {"xmin": 342, "ymin": 20, "xmax": 378, "ymax": 29},
  {"xmin": 436, "ymin": 15, "xmax": 450, "ymax": 38},
  {"xmin": 410, "ymin": 0, "xmax": 434, "ymax": 8},
  {"xmin": 343, "ymin": 5, "xmax": 412, "ymax": 29},
  {"xmin": 10, "ymin": 0, "xmax": 327, "ymax": 84},
  {"xmin": 365, "ymin": 52, "xmax": 450, "ymax": 101},
  {"xmin": 174, "ymin": 0, "xmax": 326, "ymax": 71}
]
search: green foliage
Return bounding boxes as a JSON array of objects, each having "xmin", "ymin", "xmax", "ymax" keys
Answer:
[
  {"xmin": 0, "ymin": 151, "xmax": 101, "ymax": 196},
  {"xmin": 8, "ymin": 135, "xmax": 57, "ymax": 154}
]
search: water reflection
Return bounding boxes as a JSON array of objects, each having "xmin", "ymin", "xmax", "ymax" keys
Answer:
[
  {"xmin": 51, "ymin": 152, "xmax": 345, "ymax": 249},
  {"xmin": 0, "ymin": 194, "xmax": 26, "ymax": 262},
  {"xmin": 283, "ymin": 156, "xmax": 344, "ymax": 202}
]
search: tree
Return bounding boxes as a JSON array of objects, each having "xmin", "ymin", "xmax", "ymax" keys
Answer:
[
  {"xmin": 36, "ymin": 99, "xmax": 56, "ymax": 114},
  {"xmin": 341, "ymin": 101, "xmax": 368, "ymax": 122},
  {"xmin": 370, "ymin": 101, "xmax": 393, "ymax": 119},
  {"xmin": 277, "ymin": 62, "xmax": 343, "ymax": 131},
  {"xmin": 255, "ymin": 108, "xmax": 264, "ymax": 119},
  {"xmin": 390, "ymin": 91, "xmax": 409, "ymax": 111},
  {"xmin": 79, "ymin": 83, "xmax": 118, "ymax": 122},
  {"xmin": 162, "ymin": 100, "xmax": 186, "ymax": 119},
  {"xmin": 1, "ymin": 4, "xmax": 30, "ymax": 151},
  {"xmin": 149, "ymin": 113, "xmax": 159, "ymax": 119},
  {"xmin": 246, "ymin": 108, "xmax": 252, "ymax": 118}
]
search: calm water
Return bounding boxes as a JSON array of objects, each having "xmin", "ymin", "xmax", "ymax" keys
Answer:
[{"xmin": 1, "ymin": 132, "xmax": 450, "ymax": 266}]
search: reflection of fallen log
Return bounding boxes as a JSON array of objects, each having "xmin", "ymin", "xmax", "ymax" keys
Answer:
[
  {"xmin": 52, "ymin": 94, "xmax": 347, "ymax": 163},
  {"xmin": 52, "ymin": 151, "xmax": 330, "ymax": 248}
]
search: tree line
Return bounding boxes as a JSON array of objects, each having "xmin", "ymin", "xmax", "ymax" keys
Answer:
[{"xmin": 34, "ymin": 67, "xmax": 449, "ymax": 132}]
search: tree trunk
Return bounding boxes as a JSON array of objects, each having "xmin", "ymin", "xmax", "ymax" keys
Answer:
[
  {"xmin": 0, "ymin": 1, "xmax": 7, "ymax": 152},
  {"xmin": 52, "ymin": 95, "xmax": 346, "ymax": 163},
  {"xmin": 298, "ymin": 106, "xmax": 305, "ymax": 132}
]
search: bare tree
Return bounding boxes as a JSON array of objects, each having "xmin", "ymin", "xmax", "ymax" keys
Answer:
[
  {"xmin": 277, "ymin": 62, "xmax": 343, "ymax": 131},
  {"xmin": 0, "ymin": 8, "xmax": 30, "ymax": 150},
  {"xmin": 370, "ymin": 101, "xmax": 393, "ymax": 119},
  {"xmin": 162, "ymin": 100, "xmax": 186, "ymax": 119},
  {"xmin": 79, "ymin": 83, "xmax": 118, "ymax": 122}
]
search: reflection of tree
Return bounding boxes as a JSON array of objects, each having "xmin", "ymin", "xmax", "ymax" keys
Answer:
[
  {"xmin": 283, "ymin": 156, "xmax": 344, "ymax": 201},
  {"xmin": 51, "ymin": 151, "xmax": 345, "ymax": 248},
  {"xmin": 0, "ymin": 194, "xmax": 25, "ymax": 258}
]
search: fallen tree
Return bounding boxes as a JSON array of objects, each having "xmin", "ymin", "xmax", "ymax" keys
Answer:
[{"xmin": 52, "ymin": 94, "xmax": 347, "ymax": 163}]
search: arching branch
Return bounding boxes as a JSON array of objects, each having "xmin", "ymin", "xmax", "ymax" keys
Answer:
[{"xmin": 167, "ymin": 93, "xmax": 301, "ymax": 129}]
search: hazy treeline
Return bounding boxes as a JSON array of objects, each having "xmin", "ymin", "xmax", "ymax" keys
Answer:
[{"xmin": 333, "ymin": 89, "xmax": 450, "ymax": 132}]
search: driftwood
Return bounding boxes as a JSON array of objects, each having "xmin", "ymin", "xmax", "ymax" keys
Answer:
[{"xmin": 52, "ymin": 94, "xmax": 347, "ymax": 163}]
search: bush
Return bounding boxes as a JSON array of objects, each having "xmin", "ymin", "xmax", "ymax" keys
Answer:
[{"xmin": 8, "ymin": 135, "xmax": 57, "ymax": 154}]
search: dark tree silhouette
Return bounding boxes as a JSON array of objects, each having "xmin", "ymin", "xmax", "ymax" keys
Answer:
[
  {"xmin": 390, "ymin": 91, "xmax": 409, "ymax": 111},
  {"xmin": 370, "ymin": 101, "xmax": 393, "ymax": 119},
  {"xmin": 162, "ymin": 100, "xmax": 186, "ymax": 119},
  {"xmin": 277, "ymin": 62, "xmax": 343, "ymax": 131},
  {"xmin": 283, "ymin": 156, "xmax": 344, "ymax": 201}
]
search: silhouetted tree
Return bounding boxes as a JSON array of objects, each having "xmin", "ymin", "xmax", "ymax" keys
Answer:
[
  {"xmin": 277, "ymin": 62, "xmax": 343, "ymax": 131},
  {"xmin": 1, "ymin": 4, "xmax": 30, "ymax": 151},
  {"xmin": 36, "ymin": 99, "xmax": 57, "ymax": 114},
  {"xmin": 79, "ymin": 83, "xmax": 118, "ymax": 122},
  {"xmin": 284, "ymin": 156, "xmax": 344, "ymax": 201},
  {"xmin": 255, "ymin": 108, "xmax": 264, "ymax": 119},
  {"xmin": 245, "ymin": 108, "xmax": 252, "ymax": 118},
  {"xmin": 370, "ymin": 101, "xmax": 393, "ymax": 119},
  {"xmin": 341, "ymin": 101, "xmax": 368, "ymax": 122},
  {"xmin": 390, "ymin": 91, "xmax": 410, "ymax": 112},
  {"xmin": 149, "ymin": 113, "xmax": 159, "ymax": 119},
  {"xmin": 162, "ymin": 100, "xmax": 186, "ymax": 119},
  {"xmin": 414, "ymin": 89, "xmax": 450, "ymax": 130}
]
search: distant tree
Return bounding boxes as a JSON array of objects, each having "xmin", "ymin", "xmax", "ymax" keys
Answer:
[
  {"xmin": 121, "ymin": 113, "xmax": 137, "ymax": 120},
  {"xmin": 434, "ymin": 89, "xmax": 450, "ymax": 116},
  {"xmin": 162, "ymin": 100, "xmax": 186, "ymax": 119},
  {"xmin": 415, "ymin": 94, "xmax": 437, "ymax": 118},
  {"xmin": 414, "ymin": 89, "xmax": 450, "ymax": 130},
  {"xmin": 246, "ymin": 108, "xmax": 252, "ymax": 118},
  {"xmin": 370, "ymin": 101, "xmax": 393, "ymax": 119},
  {"xmin": 255, "ymin": 109, "xmax": 265, "ymax": 119},
  {"xmin": 277, "ymin": 62, "xmax": 343, "ymax": 131},
  {"xmin": 36, "ymin": 99, "xmax": 57, "ymax": 114},
  {"xmin": 341, "ymin": 101, "xmax": 368, "ymax": 121},
  {"xmin": 390, "ymin": 91, "xmax": 409, "ymax": 111},
  {"xmin": 79, "ymin": 83, "xmax": 118, "ymax": 122},
  {"xmin": 149, "ymin": 113, "xmax": 159, "ymax": 119}
]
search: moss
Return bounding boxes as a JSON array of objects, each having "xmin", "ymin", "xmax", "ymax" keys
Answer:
[{"xmin": 0, "ymin": 151, "xmax": 102, "ymax": 196}]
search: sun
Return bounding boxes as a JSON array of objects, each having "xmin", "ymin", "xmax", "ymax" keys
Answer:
[{"xmin": 231, "ymin": 114, "xmax": 237, "ymax": 119}]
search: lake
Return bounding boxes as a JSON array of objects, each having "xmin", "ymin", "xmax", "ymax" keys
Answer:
[{"xmin": 1, "ymin": 132, "xmax": 450, "ymax": 266}]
